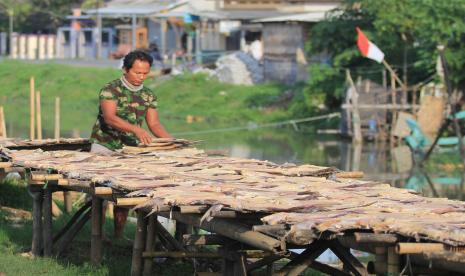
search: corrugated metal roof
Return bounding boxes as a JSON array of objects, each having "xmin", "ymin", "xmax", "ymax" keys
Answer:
[
  {"xmin": 190, "ymin": 10, "xmax": 286, "ymax": 20},
  {"xmin": 253, "ymin": 11, "xmax": 328, "ymax": 23},
  {"xmin": 85, "ymin": 0, "xmax": 187, "ymax": 17}
]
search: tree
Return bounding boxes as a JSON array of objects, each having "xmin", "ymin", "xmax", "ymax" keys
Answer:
[
  {"xmin": 0, "ymin": 0, "xmax": 84, "ymax": 33},
  {"xmin": 305, "ymin": 0, "xmax": 465, "ymax": 109}
]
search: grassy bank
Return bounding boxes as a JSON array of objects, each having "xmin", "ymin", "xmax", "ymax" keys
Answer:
[{"xmin": 0, "ymin": 60, "xmax": 325, "ymax": 139}]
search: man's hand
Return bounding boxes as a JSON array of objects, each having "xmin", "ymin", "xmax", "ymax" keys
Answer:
[{"xmin": 133, "ymin": 127, "xmax": 153, "ymax": 145}]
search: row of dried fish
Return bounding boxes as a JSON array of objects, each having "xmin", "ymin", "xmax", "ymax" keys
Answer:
[
  {"xmin": 121, "ymin": 138, "xmax": 199, "ymax": 154},
  {"xmin": 2, "ymin": 147, "xmax": 464, "ymax": 247}
]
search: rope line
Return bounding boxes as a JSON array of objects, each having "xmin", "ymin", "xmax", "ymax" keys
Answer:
[{"xmin": 172, "ymin": 112, "xmax": 340, "ymax": 136}]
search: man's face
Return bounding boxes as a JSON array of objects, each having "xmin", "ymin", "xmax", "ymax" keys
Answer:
[{"xmin": 124, "ymin": 59, "xmax": 151, "ymax": 86}]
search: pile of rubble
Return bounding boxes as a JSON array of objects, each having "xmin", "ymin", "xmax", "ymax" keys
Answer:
[{"xmin": 214, "ymin": 52, "xmax": 264, "ymax": 85}]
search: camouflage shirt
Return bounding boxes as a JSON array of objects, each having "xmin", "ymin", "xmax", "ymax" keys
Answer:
[{"xmin": 90, "ymin": 78, "xmax": 158, "ymax": 150}]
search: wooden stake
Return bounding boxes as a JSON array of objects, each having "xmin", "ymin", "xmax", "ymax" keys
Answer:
[
  {"xmin": 131, "ymin": 211, "xmax": 147, "ymax": 276},
  {"xmin": 42, "ymin": 188, "xmax": 53, "ymax": 256},
  {"xmin": 0, "ymin": 106, "xmax": 6, "ymax": 138},
  {"xmin": 31, "ymin": 190, "xmax": 43, "ymax": 256},
  {"xmin": 91, "ymin": 196, "xmax": 103, "ymax": 265},
  {"xmin": 36, "ymin": 90, "xmax": 42, "ymax": 140},
  {"xmin": 30, "ymin": 77, "xmax": 35, "ymax": 140},
  {"xmin": 54, "ymin": 97, "xmax": 60, "ymax": 141}
]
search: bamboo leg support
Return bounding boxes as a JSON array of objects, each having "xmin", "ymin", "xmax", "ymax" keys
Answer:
[
  {"xmin": 42, "ymin": 188, "xmax": 53, "ymax": 256},
  {"xmin": 276, "ymin": 241, "xmax": 328, "ymax": 276},
  {"xmin": 131, "ymin": 211, "xmax": 147, "ymax": 276},
  {"xmin": 55, "ymin": 208, "xmax": 91, "ymax": 256},
  {"xmin": 233, "ymin": 253, "xmax": 247, "ymax": 276},
  {"xmin": 143, "ymin": 215, "xmax": 156, "ymax": 276},
  {"xmin": 91, "ymin": 196, "xmax": 103, "ymax": 265},
  {"xmin": 63, "ymin": 191, "xmax": 72, "ymax": 213},
  {"xmin": 387, "ymin": 246, "xmax": 400, "ymax": 275},
  {"xmin": 31, "ymin": 189, "xmax": 43, "ymax": 256}
]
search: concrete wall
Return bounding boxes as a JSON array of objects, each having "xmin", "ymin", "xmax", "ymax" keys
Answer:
[
  {"xmin": 8, "ymin": 33, "xmax": 56, "ymax": 60},
  {"xmin": 263, "ymin": 22, "xmax": 307, "ymax": 84}
]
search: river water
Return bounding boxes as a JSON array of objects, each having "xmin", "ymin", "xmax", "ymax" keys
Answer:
[{"xmin": 176, "ymin": 127, "xmax": 464, "ymax": 202}]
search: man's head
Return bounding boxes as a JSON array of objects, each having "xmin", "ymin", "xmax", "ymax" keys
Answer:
[{"xmin": 122, "ymin": 50, "xmax": 153, "ymax": 86}]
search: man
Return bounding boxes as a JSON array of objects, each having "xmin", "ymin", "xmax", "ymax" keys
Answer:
[{"xmin": 90, "ymin": 50, "xmax": 171, "ymax": 238}]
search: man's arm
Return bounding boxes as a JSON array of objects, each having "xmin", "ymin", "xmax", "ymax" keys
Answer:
[
  {"xmin": 146, "ymin": 108, "xmax": 172, "ymax": 138},
  {"xmin": 100, "ymin": 100, "xmax": 153, "ymax": 145}
]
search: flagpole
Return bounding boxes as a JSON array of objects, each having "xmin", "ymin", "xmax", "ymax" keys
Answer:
[{"xmin": 382, "ymin": 59, "xmax": 406, "ymax": 90}]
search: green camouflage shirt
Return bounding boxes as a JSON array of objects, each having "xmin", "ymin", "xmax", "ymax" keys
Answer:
[{"xmin": 90, "ymin": 78, "xmax": 158, "ymax": 150}]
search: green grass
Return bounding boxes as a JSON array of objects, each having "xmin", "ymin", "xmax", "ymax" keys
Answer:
[
  {"xmin": 0, "ymin": 60, "xmax": 309, "ymax": 139},
  {"xmin": 0, "ymin": 178, "xmax": 198, "ymax": 275}
]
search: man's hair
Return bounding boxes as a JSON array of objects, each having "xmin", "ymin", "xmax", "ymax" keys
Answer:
[{"xmin": 123, "ymin": 50, "xmax": 153, "ymax": 70}]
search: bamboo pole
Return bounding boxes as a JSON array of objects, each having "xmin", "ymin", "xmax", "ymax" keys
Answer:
[
  {"xmin": 30, "ymin": 77, "xmax": 35, "ymax": 140},
  {"xmin": 58, "ymin": 179, "xmax": 69, "ymax": 186},
  {"xmin": 131, "ymin": 211, "xmax": 147, "ymax": 276},
  {"xmin": 94, "ymin": 187, "xmax": 113, "ymax": 196},
  {"xmin": 54, "ymin": 97, "xmax": 60, "ymax": 141},
  {"xmin": 55, "ymin": 208, "xmax": 92, "ymax": 256},
  {"xmin": 91, "ymin": 196, "xmax": 103, "ymax": 265},
  {"xmin": 387, "ymin": 247, "xmax": 400, "ymax": 275},
  {"xmin": 36, "ymin": 90, "xmax": 42, "ymax": 140},
  {"xmin": 0, "ymin": 106, "xmax": 6, "ymax": 138},
  {"xmin": 396, "ymin": 243, "xmax": 445, "ymax": 254},
  {"xmin": 382, "ymin": 60, "xmax": 405, "ymax": 90},
  {"xmin": 0, "ymin": 162, "xmax": 12, "ymax": 169},
  {"xmin": 183, "ymin": 234, "xmax": 228, "ymax": 246},
  {"xmin": 346, "ymin": 70, "xmax": 362, "ymax": 144},
  {"xmin": 31, "ymin": 174, "xmax": 63, "ymax": 181},
  {"xmin": 161, "ymin": 212, "xmax": 282, "ymax": 252},
  {"xmin": 143, "ymin": 215, "xmax": 156, "ymax": 276},
  {"xmin": 31, "ymin": 190, "xmax": 43, "ymax": 256},
  {"xmin": 335, "ymin": 171, "xmax": 364, "ymax": 179},
  {"xmin": 116, "ymin": 197, "xmax": 151, "ymax": 207},
  {"xmin": 142, "ymin": 251, "xmax": 223, "ymax": 258},
  {"xmin": 354, "ymin": 233, "xmax": 397, "ymax": 244},
  {"xmin": 42, "ymin": 187, "xmax": 53, "ymax": 256}
]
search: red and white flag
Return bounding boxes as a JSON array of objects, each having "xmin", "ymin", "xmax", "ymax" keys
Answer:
[{"xmin": 356, "ymin": 27, "xmax": 384, "ymax": 63}]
